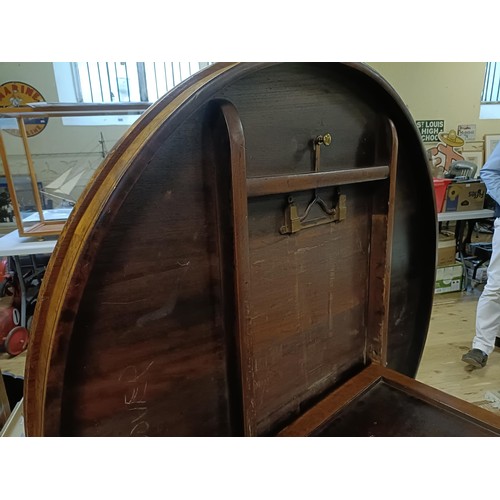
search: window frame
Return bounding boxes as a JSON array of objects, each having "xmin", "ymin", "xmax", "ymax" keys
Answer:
[
  {"xmin": 53, "ymin": 61, "xmax": 212, "ymax": 126},
  {"xmin": 480, "ymin": 62, "xmax": 500, "ymax": 120}
]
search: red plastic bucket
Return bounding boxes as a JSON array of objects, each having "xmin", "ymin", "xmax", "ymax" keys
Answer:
[{"xmin": 433, "ymin": 178, "xmax": 452, "ymax": 213}]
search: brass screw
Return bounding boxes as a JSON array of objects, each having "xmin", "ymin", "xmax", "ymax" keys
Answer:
[{"xmin": 315, "ymin": 133, "xmax": 332, "ymax": 146}]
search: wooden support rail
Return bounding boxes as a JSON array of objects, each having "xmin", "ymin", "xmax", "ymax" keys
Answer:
[
  {"xmin": 246, "ymin": 165, "xmax": 390, "ymax": 198},
  {"xmin": 0, "ymin": 102, "xmax": 151, "ymax": 118}
]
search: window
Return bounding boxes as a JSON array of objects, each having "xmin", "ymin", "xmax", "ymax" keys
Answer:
[
  {"xmin": 480, "ymin": 62, "xmax": 500, "ymax": 119},
  {"xmin": 53, "ymin": 62, "xmax": 213, "ymax": 126},
  {"xmin": 481, "ymin": 62, "xmax": 500, "ymax": 104},
  {"xmin": 72, "ymin": 62, "xmax": 212, "ymax": 103}
]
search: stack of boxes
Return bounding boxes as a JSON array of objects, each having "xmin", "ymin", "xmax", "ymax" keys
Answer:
[
  {"xmin": 436, "ymin": 231, "xmax": 462, "ymax": 294},
  {"xmin": 434, "ymin": 178, "xmax": 487, "ymax": 294}
]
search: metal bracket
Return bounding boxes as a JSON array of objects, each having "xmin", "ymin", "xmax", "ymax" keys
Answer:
[
  {"xmin": 280, "ymin": 192, "xmax": 346, "ymax": 234},
  {"xmin": 279, "ymin": 132, "xmax": 347, "ymax": 234}
]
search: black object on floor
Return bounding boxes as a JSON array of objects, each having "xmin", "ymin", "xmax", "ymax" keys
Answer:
[{"xmin": 2, "ymin": 373, "xmax": 23, "ymax": 410}]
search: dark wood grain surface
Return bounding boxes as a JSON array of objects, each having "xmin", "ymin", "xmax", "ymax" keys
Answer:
[
  {"xmin": 24, "ymin": 62, "xmax": 455, "ymax": 436},
  {"xmin": 279, "ymin": 364, "xmax": 500, "ymax": 437}
]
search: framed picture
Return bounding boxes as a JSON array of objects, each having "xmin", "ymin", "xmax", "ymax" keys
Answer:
[
  {"xmin": 461, "ymin": 140, "xmax": 484, "ymax": 152},
  {"xmin": 457, "ymin": 124, "xmax": 476, "ymax": 141},
  {"xmin": 484, "ymin": 134, "xmax": 500, "ymax": 160}
]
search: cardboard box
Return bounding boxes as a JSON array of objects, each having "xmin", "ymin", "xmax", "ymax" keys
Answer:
[
  {"xmin": 464, "ymin": 257, "xmax": 488, "ymax": 284},
  {"xmin": 468, "ymin": 265, "xmax": 488, "ymax": 284},
  {"xmin": 444, "ymin": 180, "xmax": 486, "ymax": 212},
  {"xmin": 438, "ymin": 231, "xmax": 456, "ymax": 266},
  {"xmin": 435, "ymin": 263, "xmax": 463, "ymax": 294}
]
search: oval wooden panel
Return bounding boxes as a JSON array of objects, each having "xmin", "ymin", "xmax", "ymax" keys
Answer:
[{"xmin": 24, "ymin": 63, "xmax": 436, "ymax": 436}]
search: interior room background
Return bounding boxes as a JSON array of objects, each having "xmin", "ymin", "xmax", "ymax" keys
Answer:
[{"xmin": 1, "ymin": 62, "xmax": 499, "ymax": 210}]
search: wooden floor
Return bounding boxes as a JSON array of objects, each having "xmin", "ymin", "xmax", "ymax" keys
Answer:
[
  {"xmin": 0, "ymin": 350, "xmax": 26, "ymax": 379},
  {"xmin": 416, "ymin": 288, "xmax": 500, "ymax": 416},
  {"xmin": 1, "ymin": 287, "xmax": 500, "ymax": 430}
]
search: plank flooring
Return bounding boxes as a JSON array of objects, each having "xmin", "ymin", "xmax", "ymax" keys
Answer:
[
  {"xmin": 0, "ymin": 351, "xmax": 26, "ymax": 379},
  {"xmin": 416, "ymin": 288, "xmax": 500, "ymax": 416}
]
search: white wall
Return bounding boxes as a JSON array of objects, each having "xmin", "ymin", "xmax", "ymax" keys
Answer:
[{"xmin": 368, "ymin": 62, "xmax": 500, "ymax": 138}]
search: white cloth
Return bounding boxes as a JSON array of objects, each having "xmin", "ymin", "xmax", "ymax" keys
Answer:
[{"xmin": 474, "ymin": 217, "xmax": 500, "ymax": 354}]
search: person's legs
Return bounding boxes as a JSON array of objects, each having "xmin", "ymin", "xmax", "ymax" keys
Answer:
[
  {"xmin": 473, "ymin": 217, "xmax": 500, "ymax": 356},
  {"xmin": 463, "ymin": 217, "xmax": 500, "ymax": 367}
]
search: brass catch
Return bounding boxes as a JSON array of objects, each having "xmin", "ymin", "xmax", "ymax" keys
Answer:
[
  {"xmin": 280, "ymin": 132, "xmax": 346, "ymax": 235},
  {"xmin": 280, "ymin": 192, "xmax": 346, "ymax": 235}
]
